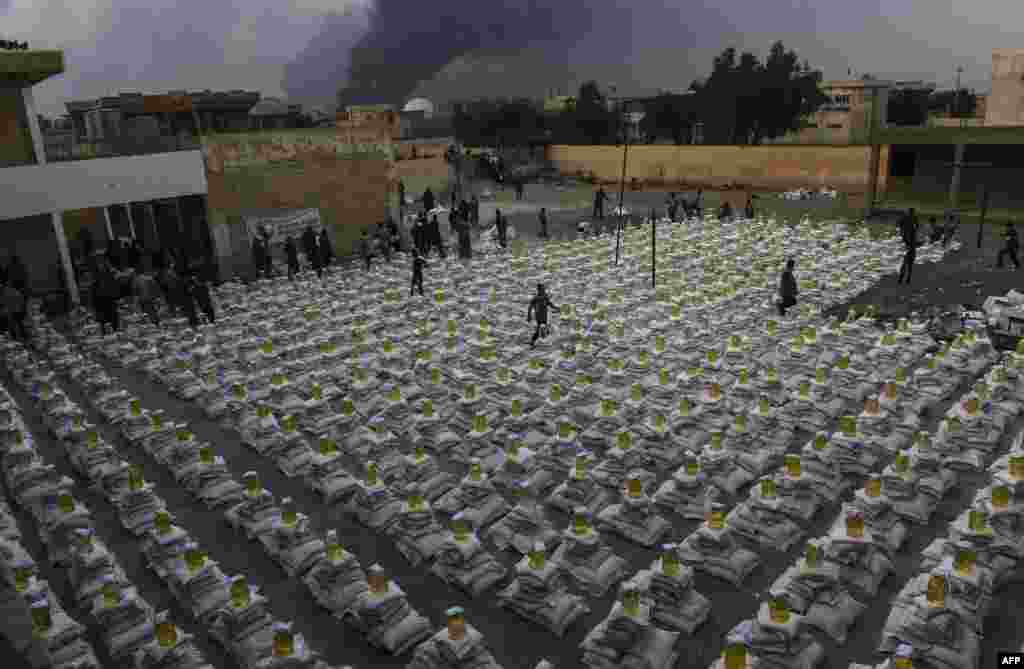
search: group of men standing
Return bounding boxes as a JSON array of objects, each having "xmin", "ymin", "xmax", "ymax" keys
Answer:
[{"xmin": 253, "ymin": 225, "xmax": 333, "ymax": 280}]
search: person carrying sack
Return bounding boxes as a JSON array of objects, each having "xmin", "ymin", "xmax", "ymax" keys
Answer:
[
  {"xmin": 527, "ymin": 283, "xmax": 557, "ymax": 348},
  {"xmin": 776, "ymin": 258, "xmax": 798, "ymax": 317}
]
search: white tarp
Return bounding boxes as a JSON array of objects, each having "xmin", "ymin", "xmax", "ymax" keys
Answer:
[{"xmin": 244, "ymin": 209, "xmax": 322, "ymax": 244}]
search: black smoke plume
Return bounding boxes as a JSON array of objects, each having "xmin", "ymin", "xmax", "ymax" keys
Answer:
[{"xmin": 286, "ymin": 0, "xmax": 616, "ymax": 107}]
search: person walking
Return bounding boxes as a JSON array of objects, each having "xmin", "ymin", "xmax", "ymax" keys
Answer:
[
  {"xmin": 593, "ymin": 187, "xmax": 607, "ymax": 220},
  {"xmin": 2, "ymin": 283, "xmax": 27, "ymax": 341},
  {"xmin": 495, "ymin": 209, "xmax": 508, "ymax": 248},
  {"xmin": 188, "ymin": 274, "xmax": 216, "ymax": 325},
  {"xmin": 428, "ymin": 215, "xmax": 442, "ymax": 258},
  {"xmin": 667, "ymin": 194, "xmax": 679, "ymax": 223},
  {"xmin": 897, "ymin": 208, "xmax": 919, "ymax": 285},
  {"xmin": 457, "ymin": 217, "xmax": 472, "ymax": 260},
  {"xmin": 776, "ymin": 258, "xmax": 798, "ymax": 317},
  {"xmin": 410, "ymin": 250, "xmax": 427, "ymax": 296},
  {"xmin": 471, "ymin": 195, "xmax": 480, "ymax": 228},
  {"xmin": 412, "ymin": 217, "xmax": 426, "ymax": 256},
  {"xmin": 302, "ymin": 226, "xmax": 320, "ymax": 276},
  {"xmin": 92, "ymin": 261, "xmax": 122, "ymax": 335},
  {"xmin": 252, "ymin": 236, "xmax": 266, "ymax": 279},
  {"xmin": 377, "ymin": 225, "xmax": 392, "ymax": 263},
  {"xmin": 318, "ymin": 228, "xmax": 333, "ymax": 270},
  {"xmin": 284, "ymin": 236, "xmax": 301, "ymax": 279},
  {"xmin": 515, "ymin": 179, "xmax": 525, "ymax": 201},
  {"xmin": 179, "ymin": 274, "xmax": 201, "ymax": 328},
  {"xmin": 538, "ymin": 207, "xmax": 549, "ymax": 239},
  {"xmin": 132, "ymin": 269, "xmax": 161, "ymax": 326},
  {"xmin": 527, "ymin": 283, "xmax": 557, "ymax": 348},
  {"xmin": 744, "ymin": 195, "xmax": 755, "ymax": 219},
  {"xmin": 360, "ymin": 230, "xmax": 374, "ymax": 272},
  {"xmin": 423, "ymin": 187, "xmax": 436, "ymax": 214},
  {"xmin": 996, "ymin": 223, "xmax": 1021, "ymax": 269}
]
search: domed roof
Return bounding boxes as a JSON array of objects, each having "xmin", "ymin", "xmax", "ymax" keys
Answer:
[
  {"xmin": 248, "ymin": 97, "xmax": 290, "ymax": 117},
  {"xmin": 402, "ymin": 97, "xmax": 434, "ymax": 114}
]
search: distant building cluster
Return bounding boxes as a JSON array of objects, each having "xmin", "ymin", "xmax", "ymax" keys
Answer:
[{"xmin": 44, "ymin": 90, "xmax": 333, "ymax": 162}]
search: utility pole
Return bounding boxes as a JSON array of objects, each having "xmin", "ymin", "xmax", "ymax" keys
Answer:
[
  {"xmin": 614, "ymin": 94, "xmax": 630, "ymax": 267},
  {"xmin": 650, "ymin": 208, "xmax": 656, "ymax": 287},
  {"xmin": 977, "ymin": 183, "xmax": 990, "ymax": 249},
  {"xmin": 955, "ymin": 66, "xmax": 964, "ymax": 128},
  {"xmin": 864, "ymin": 83, "xmax": 886, "ymax": 217}
]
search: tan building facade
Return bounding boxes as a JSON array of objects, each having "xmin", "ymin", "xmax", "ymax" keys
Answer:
[
  {"xmin": 771, "ymin": 79, "xmax": 891, "ymax": 145},
  {"xmin": 986, "ymin": 49, "xmax": 1024, "ymax": 126},
  {"xmin": 335, "ymin": 105, "xmax": 401, "ymax": 144}
]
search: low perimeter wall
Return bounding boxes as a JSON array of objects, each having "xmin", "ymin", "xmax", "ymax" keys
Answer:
[
  {"xmin": 545, "ymin": 144, "xmax": 890, "ymax": 192},
  {"xmin": 201, "ymin": 131, "xmax": 393, "ymax": 279}
]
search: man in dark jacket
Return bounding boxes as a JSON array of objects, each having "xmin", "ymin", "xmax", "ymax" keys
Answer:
[
  {"xmin": 318, "ymin": 229, "xmax": 333, "ymax": 270},
  {"xmin": 593, "ymin": 187, "xmax": 607, "ymax": 220},
  {"xmin": 539, "ymin": 208, "xmax": 549, "ymax": 239},
  {"xmin": 180, "ymin": 275, "xmax": 201, "ymax": 328},
  {"xmin": 360, "ymin": 230, "xmax": 374, "ymax": 272},
  {"xmin": 93, "ymin": 261, "xmax": 122, "ymax": 335},
  {"xmin": 423, "ymin": 188, "xmax": 436, "ymax": 213},
  {"xmin": 897, "ymin": 208, "xmax": 919, "ymax": 284},
  {"xmin": 495, "ymin": 209, "xmax": 508, "ymax": 248},
  {"xmin": 188, "ymin": 275, "xmax": 216, "ymax": 325},
  {"xmin": 410, "ymin": 250, "xmax": 427, "ymax": 296},
  {"xmin": 284, "ymin": 237, "xmax": 300, "ymax": 279},
  {"xmin": 427, "ymin": 215, "xmax": 442, "ymax": 257},
  {"xmin": 777, "ymin": 259, "xmax": 798, "ymax": 317},
  {"xmin": 471, "ymin": 196, "xmax": 480, "ymax": 228},
  {"xmin": 527, "ymin": 283, "xmax": 556, "ymax": 348},
  {"xmin": 302, "ymin": 226, "xmax": 320, "ymax": 276},
  {"xmin": 252, "ymin": 237, "xmax": 266, "ymax": 279},
  {"xmin": 996, "ymin": 223, "xmax": 1021, "ymax": 269},
  {"xmin": 412, "ymin": 217, "xmax": 425, "ymax": 256}
]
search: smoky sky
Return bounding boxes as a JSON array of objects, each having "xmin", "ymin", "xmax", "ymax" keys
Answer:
[
  {"xmin": 286, "ymin": 0, "xmax": 830, "ymax": 107},
  {"xmin": 3, "ymin": 0, "xmax": 1019, "ymax": 116}
]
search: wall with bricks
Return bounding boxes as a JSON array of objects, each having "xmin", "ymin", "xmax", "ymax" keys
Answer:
[
  {"xmin": 545, "ymin": 144, "xmax": 890, "ymax": 192},
  {"xmin": 201, "ymin": 132, "xmax": 392, "ymax": 277}
]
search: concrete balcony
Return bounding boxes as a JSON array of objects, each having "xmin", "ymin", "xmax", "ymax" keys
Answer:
[
  {"xmin": 0, "ymin": 50, "xmax": 65, "ymax": 86},
  {"xmin": 44, "ymin": 133, "xmax": 201, "ymax": 163}
]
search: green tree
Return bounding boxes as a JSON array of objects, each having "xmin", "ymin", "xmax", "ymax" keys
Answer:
[
  {"xmin": 640, "ymin": 92, "xmax": 700, "ymax": 144},
  {"xmin": 693, "ymin": 41, "xmax": 827, "ymax": 145},
  {"xmin": 563, "ymin": 81, "xmax": 619, "ymax": 145}
]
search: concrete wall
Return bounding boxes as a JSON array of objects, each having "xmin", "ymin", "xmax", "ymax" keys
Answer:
[
  {"xmin": 546, "ymin": 144, "xmax": 890, "ymax": 192},
  {"xmin": 0, "ymin": 150, "xmax": 208, "ymax": 219},
  {"xmin": 202, "ymin": 131, "xmax": 392, "ymax": 276}
]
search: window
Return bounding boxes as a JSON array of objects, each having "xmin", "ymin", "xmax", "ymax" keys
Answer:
[{"xmin": 827, "ymin": 123, "xmax": 843, "ymax": 129}]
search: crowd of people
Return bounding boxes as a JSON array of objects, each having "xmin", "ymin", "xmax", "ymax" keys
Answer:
[{"xmin": 252, "ymin": 225, "xmax": 334, "ymax": 280}]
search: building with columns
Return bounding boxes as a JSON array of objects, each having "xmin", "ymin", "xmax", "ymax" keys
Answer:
[{"xmin": 1, "ymin": 48, "xmax": 211, "ymax": 306}]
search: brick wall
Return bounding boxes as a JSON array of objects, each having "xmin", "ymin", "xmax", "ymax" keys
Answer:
[
  {"xmin": 545, "ymin": 144, "xmax": 890, "ymax": 192},
  {"xmin": 205, "ymin": 154, "xmax": 391, "ymax": 274}
]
